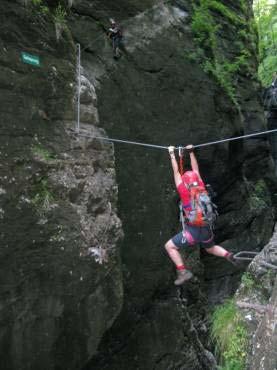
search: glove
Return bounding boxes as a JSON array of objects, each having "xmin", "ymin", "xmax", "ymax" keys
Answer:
[{"xmin": 168, "ymin": 146, "xmax": 175, "ymax": 154}]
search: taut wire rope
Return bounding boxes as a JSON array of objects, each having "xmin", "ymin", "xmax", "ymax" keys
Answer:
[{"xmin": 72, "ymin": 128, "xmax": 277, "ymax": 151}]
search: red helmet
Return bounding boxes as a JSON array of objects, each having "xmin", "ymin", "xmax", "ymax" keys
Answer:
[{"xmin": 182, "ymin": 171, "xmax": 199, "ymax": 185}]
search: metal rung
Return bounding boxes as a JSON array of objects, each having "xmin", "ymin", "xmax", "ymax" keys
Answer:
[
  {"xmin": 234, "ymin": 251, "xmax": 277, "ymax": 270},
  {"xmin": 233, "ymin": 251, "xmax": 259, "ymax": 261}
]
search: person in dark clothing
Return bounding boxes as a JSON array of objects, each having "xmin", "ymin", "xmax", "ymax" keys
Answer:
[
  {"xmin": 165, "ymin": 145, "xmax": 236, "ymax": 286},
  {"xmin": 107, "ymin": 19, "xmax": 123, "ymax": 59}
]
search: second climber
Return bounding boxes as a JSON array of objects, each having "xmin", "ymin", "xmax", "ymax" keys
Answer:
[{"xmin": 107, "ymin": 19, "xmax": 123, "ymax": 59}]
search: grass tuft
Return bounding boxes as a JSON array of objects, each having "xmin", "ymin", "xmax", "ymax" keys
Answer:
[{"xmin": 212, "ymin": 299, "xmax": 248, "ymax": 370}]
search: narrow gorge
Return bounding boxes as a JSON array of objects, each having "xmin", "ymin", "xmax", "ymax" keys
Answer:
[{"xmin": 0, "ymin": 0, "xmax": 276, "ymax": 369}]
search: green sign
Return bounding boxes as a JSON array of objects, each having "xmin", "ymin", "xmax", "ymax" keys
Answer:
[{"xmin": 21, "ymin": 52, "xmax": 40, "ymax": 67}]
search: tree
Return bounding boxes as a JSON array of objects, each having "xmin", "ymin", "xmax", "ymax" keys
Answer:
[{"xmin": 253, "ymin": 0, "xmax": 277, "ymax": 86}]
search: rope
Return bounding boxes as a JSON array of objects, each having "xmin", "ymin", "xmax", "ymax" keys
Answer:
[
  {"xmin": 73, "ymin": 7, "xmax": 277, "ymax": 152},
  {"xmin": 75, "ymin": 131, "xmax": 168, "ymax": 150},
  {"xmin": 192, "ymin": 128, "xmax": 277, "ymax": 149},
  {"xmin": 80, "ymin": 33, "xmax": 106, "ymax": 53},
  {"xmin": 76, "ymin": 44, "xmax": 81, "ymax": 132},
  {"xmin": 72, "ymin": 127, "xmax": 277, "ymax": 151}
]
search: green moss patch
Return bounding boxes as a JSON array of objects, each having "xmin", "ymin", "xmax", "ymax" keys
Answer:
[
  {"xmin": 31, "ymin": 178, "xmax": 55, "ymax": 215},
  {"xmin": 241, "ymin": 272, "xmax": 255, "ymax": 292},
  {"xmin": 212, "ymin": 299, "xmax": 248, "ymax": 370},
  {"xmin": 191, "ymin": 0, "xmax": 254, "ymax": 105},
  {"xmin": 32, "ymin": 144, "xmax": 56, "ymax": 161}
]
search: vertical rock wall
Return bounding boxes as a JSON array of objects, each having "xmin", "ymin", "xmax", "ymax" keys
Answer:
[
  {"xmin": 0, "ymin": 1, "xmax": 123, "ymax": 369},
  {"xmin": 70, "ymin": 0, "xmax": 276, "ymax": 368},
  {"xmin": 235, "ymin": 226, "xmax": 277, "ymax": 370}
]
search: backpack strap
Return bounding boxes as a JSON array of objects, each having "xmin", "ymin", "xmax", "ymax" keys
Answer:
[{"xmin": 179, "ymin": 201, "xmax": 186, "ymax": 234}]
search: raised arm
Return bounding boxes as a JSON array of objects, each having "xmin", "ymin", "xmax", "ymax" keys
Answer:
[
  {"xmin": 168, "ymin": 146, "xmax": 182, "ymax": 188},
  {"xmin": 185, "ymin": 145, "xmax": 200, "ymax": 176}
]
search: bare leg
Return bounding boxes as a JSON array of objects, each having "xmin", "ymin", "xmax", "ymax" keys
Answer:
[
  {"xmin": 205, "ymin": 244, "xmax": 240, "ymax": 267},
  {"xmin": 165, "ymin": 239, "xmax": 193, "ymax": 285},
  {"xmin": 165, "ymin": 239, "xmax": 184, "ymax": 267},
  {"xmin": 205, "ymin": 245, "xmax": 229, "ymax": 258}
]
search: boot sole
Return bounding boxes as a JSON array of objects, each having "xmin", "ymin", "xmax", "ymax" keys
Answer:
[{"xmin": 174, "ymin": 273, "xmax": 193, "ymax": 286}]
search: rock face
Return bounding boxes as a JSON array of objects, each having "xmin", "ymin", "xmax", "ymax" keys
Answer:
[
  {"xmin": 0, "ymin": 0, "xmax": 276, "ymax": 369},
  {"xmin": 0, "ymin": 1, "xmax": 122, "ymax": 369},
  {"xmin": 75, "ymin": 0, "xmax": 276, "ymax": 368},
  {"xmin": 235, "ymin": 225, "xmax": 277, "ymax": 370}
]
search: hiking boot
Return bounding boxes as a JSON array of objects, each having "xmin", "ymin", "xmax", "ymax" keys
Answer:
[{"xmin": 174, "ymin": 269, "xmax": 193, "ymax": 286}]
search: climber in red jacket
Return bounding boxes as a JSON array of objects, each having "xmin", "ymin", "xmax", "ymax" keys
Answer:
[{"xmin": 165, "ymin": 145, "xmax": 237, "ymax": 286}]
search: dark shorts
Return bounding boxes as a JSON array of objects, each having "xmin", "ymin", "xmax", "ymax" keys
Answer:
[
  {"xmin": 171, "ymin": 225, "xmax": 215, "ymax": 249},
  {"xmin": 112, "ymin": 36, "xmax": 123, "ymax": 49}
]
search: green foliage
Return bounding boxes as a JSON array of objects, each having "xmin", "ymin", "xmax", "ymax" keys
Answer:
[
  {"xmin": 31, "ymin": 0, "xmax": 49, "ymax": 15},
  {"xmin": 53, "ymin": 3, "xmax": 67, "ymax": 24},
  {"xmin": 191, "ymin": 1, "xmax": 218, "ymax": 50},
  {"xmin": 32, "ymin": 145, "xmax": 56, "ymax": 161},
  {"xmin": 249, "ymin": 193, "xmax": 267, "ymax": 212},
  {"xmin": 31, "ymin": 178, "xmax": 54, "ymax": 214},
  {"xmin": 254, "ymin": 179, "xmax": 268, "ymax": 198},
  {"xmin": 191, "ymin": 0, "xmax": 254, "ymax": 105},
  {"xmin": 253, "ymin": 0, "xmax": 277, "ymax": 86},
  {"xmin": 203, "ymin": 60, "xmax": 237, "ymax": 104},
  {"xmin": 240, "ymin": 0, "xmax": 248, "ymax": 14},
  {"xmin": 212, "ymin": 299, "xmax": 248, "ymax": 370},
  {"xmin": 241, "ymin": 272, "xmax": 255, "ymax": 291},
  {"xmin": 30, "ymin": 0, "xmax": 67, "ymax": 22},
  {"xmin": 248, "ymin": 179, "xmax": 271, "ymax": 212},
  {"xmin": 258, "ymin": 55, "xmax": 277, "ymax": 87},
  {"xmin": 208, "ymin": 0, "xmax": 242, "ymax": 25},
  {"xmin": 265, "ymin": 268, "xmax": 276, "ymax": 283},
  {"xmin": 32, "ymin": 0, "xmax": 42, "ymax": 5}
]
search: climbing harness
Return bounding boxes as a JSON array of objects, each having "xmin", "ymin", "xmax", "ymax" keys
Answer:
[{"xmin": 233, "ymin": 251, "xmax": 277, "ymax": 270}]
